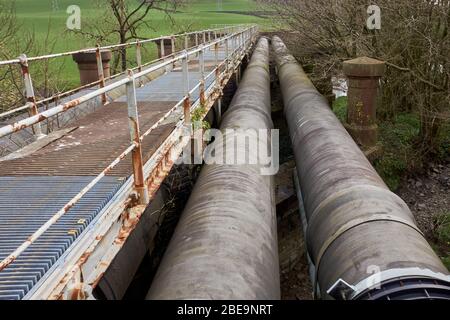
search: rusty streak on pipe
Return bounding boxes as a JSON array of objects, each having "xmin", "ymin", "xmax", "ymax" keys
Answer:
[
  {"xmin": 146, "ymin": 37, "xmax": 280, "ymax": 300},
  {"xmin": 272, "ymin": 36, "xmax": 450, "ymax": 300}
]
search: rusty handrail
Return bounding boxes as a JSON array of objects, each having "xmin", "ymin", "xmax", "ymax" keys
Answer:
[
  {"xmin": 0, "ymin": 26, "xmax": 242, "ymax": 120},
  {"xmin": 0, "ymin": 25, "xmax": 258, "ymax": 274},
  {"xmin": 0, "ymin": 25, "xmax": 242, "ymax": 66}
]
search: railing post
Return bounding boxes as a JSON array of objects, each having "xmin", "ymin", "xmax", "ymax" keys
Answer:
[
  {"xmin": 171, "ymin": 35, "xmax": 175, "ymax": 55},
  {"xmin": 136, "ymin": 40, "xmax": 143, "ymax": 87},
  {"xmin": 195, "ymin": 33, "xmax": 199, "ymax": 47},
  {"xmin": 214, "ymin": 39, "xmax": 222, "ymax": 113},
  {"xmin": 96, "ymin": 46, "xmax": 107, "ymax": 104},
  {"xmin": 171, "ymin": 36, "xmax": 176, "ymax": 68},
  {"xmin": 182, "ymin": 52, "xmax": 191, "ymax": 127},
  {"xmin": 203, "ymin": 32, "xmax": 206, "ymax": 44},
  {"xmin": 225, "ymin": 38, "xmax": 230, "ymax": 74},
  {"xmin": 160, "ymin": 38, "xmax": 166, "ymax": 58},
  {"xmin": 18, "ymin": 54, "xmax": 44, "ymax": 138},
  {"xmin": 199, "ymin": 46, "xmax": 206, "ymax": 106},
  {"xmin": 214, "ymin": 42, "xmax": 219, "ymax": 67},
  {"xmin": 126, "ymin": 70, "xmax": 149, "ymax": 205}
]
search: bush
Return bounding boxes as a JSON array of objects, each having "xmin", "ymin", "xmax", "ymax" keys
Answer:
[
  {"xmin": 332, "ymin": 96, "xmax": 347, "ymax": 123},
  {"xmin": 433, "ymin": 212, "xmax": 450, "ymax": 270},
  {"xmin": 260, "ymin": 0, "xmax": 450, "ymax": 156}
]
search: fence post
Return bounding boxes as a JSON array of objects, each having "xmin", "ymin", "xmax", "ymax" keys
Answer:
[
  {"xmin": 136, "ymin": 40, "xmax": 143, "ymax": 87},
  {"xmin": 182, "ymin": 52, "xmax": 191, "ymax": 126},
  {"xmin": 171, "ymin": 36, "xmax": 176, "ymax": 68},
  {"xmin": 96, "ymin": 46, "xmax": 107, "ymax": 104},
  {"xmin": 214, "ymin": 42, "xmax": 219, "ymax": 67},
  {"xmin": 225, "ymin": 38, "xmax": 230, "ymax": 74},
  {"xmin": 126, "ymin": 70, "xmax": 149, "ymax": 205},
  {"xmin": 199, "ymin": 46, "xmax": 206, "ymax": 106},
  {"xmin": 18, "ymin": 54, "xmax": 44, "ymax": 138},
  {"xmin": 171, "ymin": 36, "xmax": 176, "ymax": 54}
]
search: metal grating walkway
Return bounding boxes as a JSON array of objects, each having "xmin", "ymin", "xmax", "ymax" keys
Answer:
[
  {"xmin": 0, "ymin": 26, "xmax": 257, "ymax": 299},
  {"xmin": 0, "ymin": 176, "xmax": 125, "ymax": 300}
]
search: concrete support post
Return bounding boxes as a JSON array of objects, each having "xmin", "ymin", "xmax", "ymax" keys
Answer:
[
  {"xmin": 72, "ymin": 50, "xmax": 112, "ymax": 87},
  {"xmin": 343, "ymin": 57, "xmax": 385, "ymax": 154}
]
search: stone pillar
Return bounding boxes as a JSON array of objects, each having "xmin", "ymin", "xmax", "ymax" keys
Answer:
[
  {"xmin": 343, "ymin": 57, "xmax": 385, "ymax": 154},
  {"xmin": 156, "ymin": 38, "xmax": 173, "ymax": 58},
  {"xmin": 72, "ymin": 50, "xmax": 111, "ymax": 86}
]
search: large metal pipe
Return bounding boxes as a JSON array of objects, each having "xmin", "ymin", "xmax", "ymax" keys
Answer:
[
  {"xmin": 146, "ymin": 37, "xmax": 280, "ymax": 300},
  {"xmin": 272, "ymin": 36, "xmax": 450, "ymax": 300}
]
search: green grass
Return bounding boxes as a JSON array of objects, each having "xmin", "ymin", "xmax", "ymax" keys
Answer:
[
  {"xmin": 333, "ymin": 96, "xmax": 347, "ymax": 123},
  {"xmin": 7, "ymin": 0, "xmax": 267, "ymax": 87}
]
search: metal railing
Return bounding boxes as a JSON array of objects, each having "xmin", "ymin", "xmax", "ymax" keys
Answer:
[
  {"xmin": 0, "ymin": 25, "xmax": 246, "ymax": 126},
  {"xmin": 0, "ymin": 25, "xmax": 259, "ymax": 275}
]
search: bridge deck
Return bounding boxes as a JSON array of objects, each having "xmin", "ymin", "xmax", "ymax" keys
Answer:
[{"xmin": 0, "ymin": 42, "xmax": 233, "ymax": 299}]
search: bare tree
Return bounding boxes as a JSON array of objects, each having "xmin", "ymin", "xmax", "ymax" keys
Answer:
[
  {"xmin": 259, "ymin": 0, "xmax": 450, "ymax": 155},
  {"xmin": 76, "ymin": 0, "xmax": 188, "ymax": 72},
  {"xmin": 0, "ymin": 1, "xmax": 66, "ymax": 119},
  {"xmin": 0, "ymin": 1, "xmax": 34, "ymax": 113}
]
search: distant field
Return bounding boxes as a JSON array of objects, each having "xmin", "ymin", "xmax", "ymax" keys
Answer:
[{"xmin": 9, "ymin": 0, "xmax": 268, "ymax": 86}]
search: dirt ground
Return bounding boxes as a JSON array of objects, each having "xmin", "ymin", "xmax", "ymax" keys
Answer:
[
  {"xmin": 396, "ymin": 162, "xmax": 450, "ymax": 237},
  {"xmin": 396, "ymin": 161, "xmax": 450, "ymax": 267}
]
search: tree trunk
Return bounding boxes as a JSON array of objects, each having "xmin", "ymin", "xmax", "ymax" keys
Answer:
[{"xmin": 120, "ymin": 32, "xmax": 127, "ymax": 72}]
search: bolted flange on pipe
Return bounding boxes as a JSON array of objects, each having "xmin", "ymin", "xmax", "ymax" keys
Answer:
[{"xmin": 271, "ymin": 35, "xmax": 450, "ymax": 300}]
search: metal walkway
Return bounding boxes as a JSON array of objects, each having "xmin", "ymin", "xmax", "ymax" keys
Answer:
[
  {"xmin": 0, "ymin": 176, "xmax": 125, "ymax": 300},
  {"xmin": 0, "ymin": 26, "xmax": 258, "ymax": 299}
]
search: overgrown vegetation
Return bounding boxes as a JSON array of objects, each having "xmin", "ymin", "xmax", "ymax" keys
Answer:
[
  {"xmin": 0, "ymin": 0, "xmax": 66, "ymax": 115},
  {"xmin": 433, "ymin": 212, "xmax": 450, "ymax": 270},
  {"xmin": 333, "ymin": 97, "xmax": 450, "ymax": 190},
  {"xmin": 192, "ymin": 105, "xmax": 211, "ymax": 130},
  {"xmin": 261, "ymin": 0, "xmax": 450, "ymax": 166}
]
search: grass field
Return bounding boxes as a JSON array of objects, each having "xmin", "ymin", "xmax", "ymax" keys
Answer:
[{"xmin": 10, "ymin": 0, "xmax": 267, "ymax": 87}]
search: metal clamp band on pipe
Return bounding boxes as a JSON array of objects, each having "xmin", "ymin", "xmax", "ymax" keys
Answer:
[
  {"xmin": 146, "ymin": 37, "xmax": 280, "ymax": 300},
  {"xmin": 271, "ymin": 36, "xmax": 450, "ymax": 300}
]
